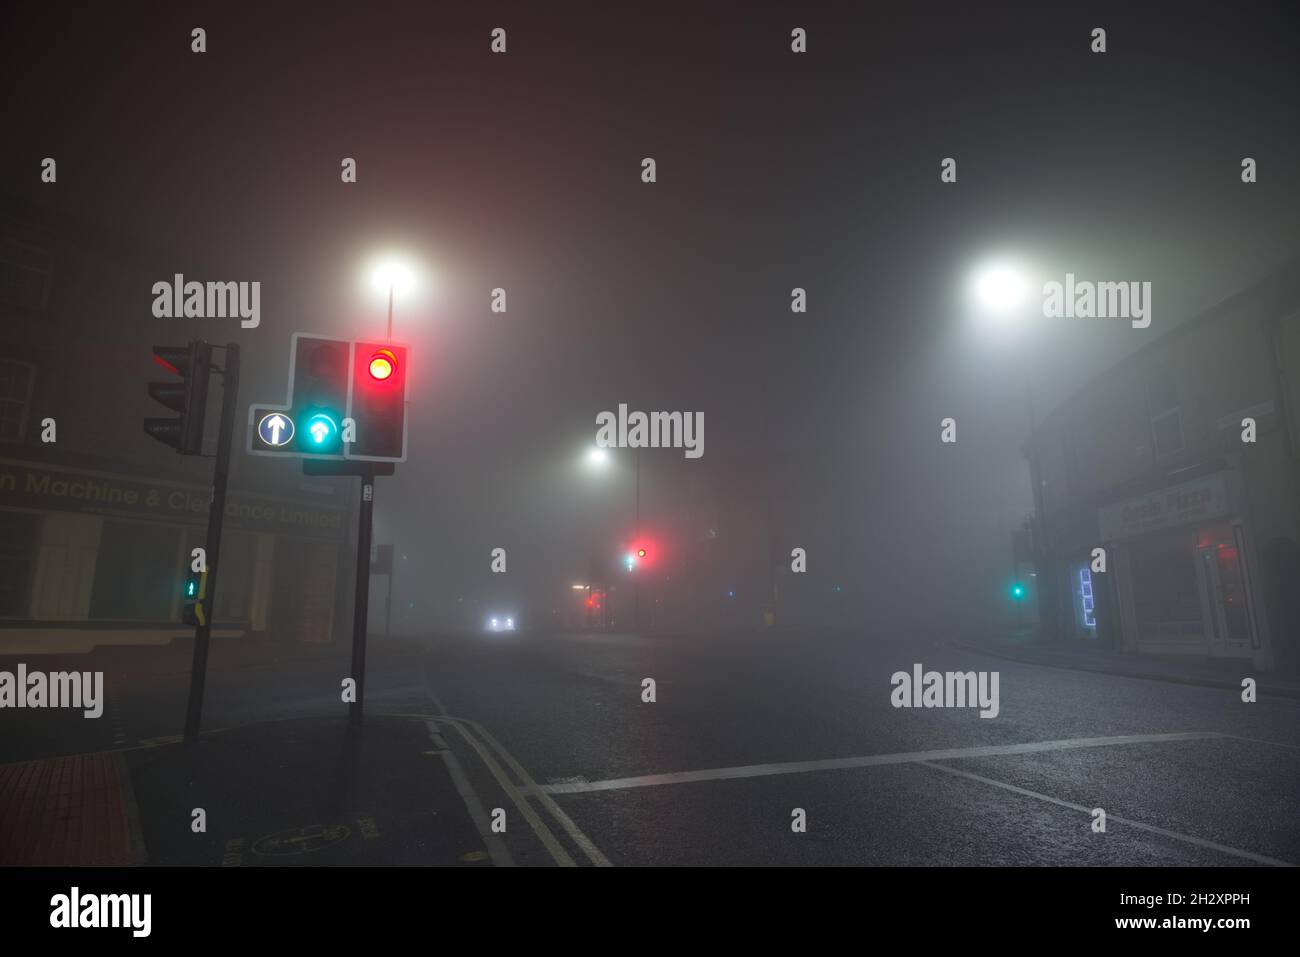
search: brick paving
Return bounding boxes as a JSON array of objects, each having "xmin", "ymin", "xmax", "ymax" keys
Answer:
[{"xmin": 0, "ymin": 751, "xmax": 139, "ymax": 866}]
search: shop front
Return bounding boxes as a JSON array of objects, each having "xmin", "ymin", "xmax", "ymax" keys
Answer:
[
  {"xmin": 0, "ymin": 457, "xmax": 350, "ymax": 646},
  {"xmin": 1098, "ymin": 470, "xmax": 1272, "ymax": 668}
]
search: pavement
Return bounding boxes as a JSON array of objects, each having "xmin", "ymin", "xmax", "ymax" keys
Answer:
[
  {"xmin": 952, "ymin": 632, "xmax": 1300, "ymax": 698},
  {"xmin": 2, "ymin": 627, "xmax": 1298, "ymax": 866}
]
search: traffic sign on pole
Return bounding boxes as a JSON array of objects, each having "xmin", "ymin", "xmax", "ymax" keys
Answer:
[{"xmin": 248, "ymin": 333, "xmax": 408, "ymax": 462}]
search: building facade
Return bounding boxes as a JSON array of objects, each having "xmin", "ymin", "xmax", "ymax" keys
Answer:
[
  {"xmin": 1025, "ymin": 261, "xmax": 1300, "ymax": 672},
  {"xmin": 0, "ymin": 196, "xmax": 354, "ymax": 648}
]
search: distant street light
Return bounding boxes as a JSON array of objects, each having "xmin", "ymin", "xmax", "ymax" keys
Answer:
[{"xmin": 586, "ymin": 446, "xmax": 609, "ymax": 468}]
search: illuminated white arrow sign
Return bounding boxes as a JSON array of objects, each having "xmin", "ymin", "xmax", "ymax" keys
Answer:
[{"xmin": 257, "ymin": 411, "xmax": 295, "ymax": 447}]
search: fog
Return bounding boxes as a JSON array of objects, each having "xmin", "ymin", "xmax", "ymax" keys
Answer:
[{"xmin": 4, "ymin": 0, "xmax": 1297, "ymax": 640}]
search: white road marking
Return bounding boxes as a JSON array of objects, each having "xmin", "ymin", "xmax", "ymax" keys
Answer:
[
  {"xmin": 1217, "ymin": 733, "xmax": 1300, "ymax": 750},
  {"xmin": 421, "ymin": 720, "xmax": 514, "ymax": 867},
  {"xmin": 456, "ymin": 716, "xmax": 612, "ymax": 867},
  {"xmin": 534, "ymin": 732, "xmax": 1226, "ymax": 794},
  {"xmin": 444, "ymin": 720, "xmax": 577, "ymax": 866},
  {"xmin": 917, "ymin": 760, "xmax": 1296, "ymax": 867}
]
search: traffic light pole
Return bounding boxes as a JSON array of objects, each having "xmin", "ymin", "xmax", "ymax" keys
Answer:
[
  {"xmin": 384, "ymin": 552, "xmax": 394, "ymax": 638},
  {"xmin": 184, "ymin": 343, "xmax": 239, "ymax": 742},
  {"xmin": 350, "ymin": 467, "xmax": 375, "ymax": 728},
  {"xmin": 300, "ymin": 459, "xmax": 393, "ymax": 728}
]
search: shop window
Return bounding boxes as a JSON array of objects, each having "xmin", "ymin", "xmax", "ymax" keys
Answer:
[
  {"xmin": 89, "ymin": 520, "xmax": 181, "ymax": 620},
  {"xmin": 0, "ymin": 511, "xmax": 38, "ymax": 617},
  {"xmin": 0, "ymin": 235, "xmax": 54, "ymax": 311},
  {"xmin": 1129, "ymin": 526, "xmax": 1204, "ymax": 642},
  {"xmin": 0, "ymin": 358, "xmax": 36, "ymax": 442}
]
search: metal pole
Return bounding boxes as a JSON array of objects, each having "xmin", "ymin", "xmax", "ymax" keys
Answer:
[
  {"xmin": 350, "ymin": 470, "xmax": 375, "ymax": 727},
  {"xmin": 387, "ymin": 284, "xmax": 394, "ymax": 342},
  {"xmin": 1022, "ymin": 330, "xmax": 1057, "ymax": 641},
  {"xmin": 634, "ymin": 447, "xmax": 641, "ymax": 630},
  {"xmin": 384, "ymin": 562, "xmax": 394, "ymax": 638},
  {"xmin": 184, "ymin": 343, "xmax": 239, "ymax": 742}
]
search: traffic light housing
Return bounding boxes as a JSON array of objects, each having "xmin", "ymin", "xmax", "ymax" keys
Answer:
[
  {"xmin": 291, "ymin": 335, "xmax": 349, "ymax": 456},
  {"xmin": 249, "ymin": 334, "xmax": 408, "ymax": 462},
  {"xmin": 349, "ymin": 340, "xmax": 408, "ymax": 461},
  {"xmin": 249, "ymin": 334, "xmax": 350, "ymax": 459},
  {"xmin": 145, "ymin": 341, "xmax": 212, "ymax": 454}
]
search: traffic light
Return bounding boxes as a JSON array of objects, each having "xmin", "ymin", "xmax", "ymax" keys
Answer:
[
  {"xmin": 348, "ymin": 339, "xmax": 408, "ymax": 461},
  {"xmin": 145, "ymin": 340, "xmax": 212, "ymax": 454},
  {"xmin": 182, "ymin": 568, "xmax": 209, "ymax": 626},
  {"xmin": 1011, "ymin": 582, "xmax": 1027, "ymax": 601},
  {"xmin": 292, "ymin": 335, "xmax": 349, "ymax": 456},
  {"xmin": 248, "ymin": 334, "xmax": 350, "ymax": 458}
]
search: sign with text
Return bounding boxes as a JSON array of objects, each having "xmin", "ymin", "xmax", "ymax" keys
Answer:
[
  {"xmin": 1097, "ymin": 473, "xmax": 1230, "ymax": 541},
  {"xmin": 0, "ymin": 458, "xmax": 348, "ymax": 541}
]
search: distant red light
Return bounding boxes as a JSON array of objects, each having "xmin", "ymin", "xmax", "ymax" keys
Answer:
[{"xmin": 637, "ymin": 548, "xmax": 647, "ymax": 558}]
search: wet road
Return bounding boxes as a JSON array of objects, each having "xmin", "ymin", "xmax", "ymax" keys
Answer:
[{"xmin": 4, "ymin": 629, "xmax": 1298, "ymax": 866}]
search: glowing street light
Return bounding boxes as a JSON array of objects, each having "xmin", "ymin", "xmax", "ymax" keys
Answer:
[
  {"xmin": 586, "ymin": 446, "xmax": 610, "ymax": 468},
  {"xmin": 370, "ymin": 258, "xmax": 417, "ymax": 299},
  {"xmin": 365, "ymin": 254, "xmax": 422, "ymax": 341},
  {"xmin": 971, "ymin": 260, "xmax": 1030, "ymax": 316}
]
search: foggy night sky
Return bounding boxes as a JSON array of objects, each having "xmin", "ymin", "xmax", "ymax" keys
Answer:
[{"xmin": 3, "ymin": 1, "xmax": 1298, "ymax": 633}]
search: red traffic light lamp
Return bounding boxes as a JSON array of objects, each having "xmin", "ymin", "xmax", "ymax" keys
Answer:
[{"xmin": 368, "ymin": 348, "xmax": 396, "ymax": 381}]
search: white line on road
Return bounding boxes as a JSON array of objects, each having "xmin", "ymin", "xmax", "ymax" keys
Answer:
[
  {"xmin": 1216, "ymin": 733, "xmax": 1300, "ymax": 750},
  {"xmin": 533, "ymin": 732, "xmax": 1227, "ymax": 795},
  {"xmin": 451, "ymin": 716, "xmax": 612, "ymax": 867},
  {"xmin": 421, "ymin": 720, "xmax": 514, "ymax": 867},
  {"xmin": 917, "ymin": 760, "xmax": 1296, "ymax": 867},
  {"xmin": 444, "ymin": 719, "xmax": 577, "ymax": 866}
]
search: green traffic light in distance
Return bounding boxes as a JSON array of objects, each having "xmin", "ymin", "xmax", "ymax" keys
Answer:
[
  {"xmin": 1011, "ymin": 582, "xmax": 1026, "ymax": 600},
  {"xmin": 185, "ymin": 579, "xmax": 198, "ymax": 597}
]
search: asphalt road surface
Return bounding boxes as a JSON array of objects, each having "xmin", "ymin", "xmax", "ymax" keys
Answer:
[{"xmin": 4, "ymin": 630, "xmax": 1298, "ymax": 866}]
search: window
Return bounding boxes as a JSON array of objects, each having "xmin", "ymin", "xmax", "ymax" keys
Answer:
[
  {"xmin": 0, "ymin": 358, "xmax": 36, "ymax": 442},
  {"xmin": 89, "ymin": 520, "xmax": 181, "ymax": 620},
  {"xmin": 1145, "ymin": 367, "xmax": 1184, "ymax": 458},
  {"xmin": 1150, "ymin": 406, "xmax": 1185, "ymax": 458},
  {"xmin": 0, "ymin": 235, "xmax": 54, "ymax": 311},
  {"xmin": 0, "ymin": 511, "xmax": 38, "ymax": 617}
]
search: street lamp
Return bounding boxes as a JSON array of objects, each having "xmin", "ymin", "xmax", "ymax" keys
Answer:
[
  {"xmin": 970, "ymin": 259, "xmax": 1031, "ymax": 319},
  {"xmin": 586, "ymin": 446, "xmax": 609, "ymax": 468},
  {"xmin": 368, "ymin": 255, "xmax": 420, "ymax": 341},
  {"xmin": 967, "ymin": 255, "xmax": 1051, "ymax": 638}
]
